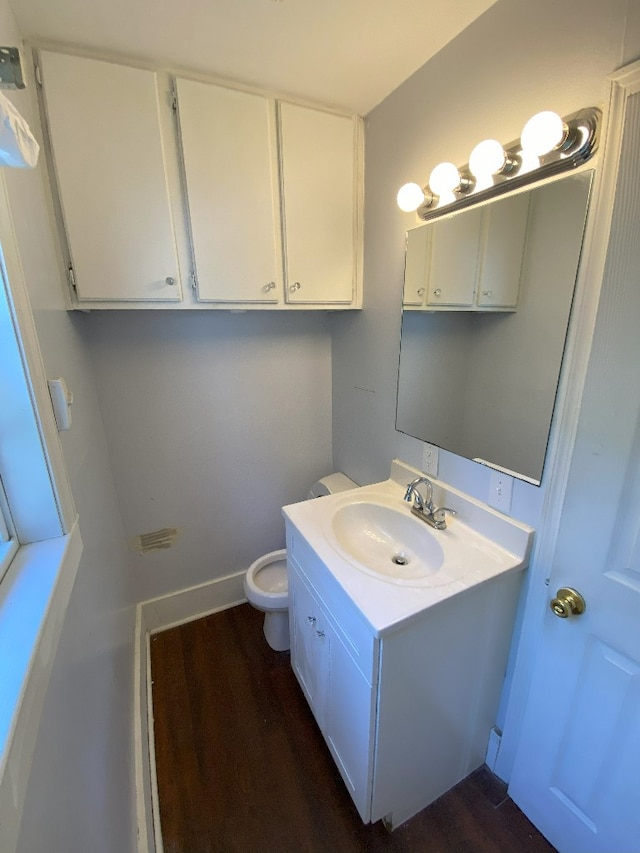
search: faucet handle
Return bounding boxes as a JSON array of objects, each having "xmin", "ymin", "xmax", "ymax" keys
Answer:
[{"xmin": 433, "ymin": 507, "xmax": 457, "ymax": 524}]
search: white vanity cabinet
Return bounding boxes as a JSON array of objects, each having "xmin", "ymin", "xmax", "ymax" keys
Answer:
[
  {"xmin": 286, "ymin": 519, "xmax": 524, "ymax": 830},
  {"xmin": 289, "ymin": 562, "xmax": 375, "ymax": 820},
  {"xmin": 404, "ymin": 192, "xmax": 530, "ymax": 312},
  {"xmin": 38, "ymin": 51, "xmax": 183, "ymax": 303}
]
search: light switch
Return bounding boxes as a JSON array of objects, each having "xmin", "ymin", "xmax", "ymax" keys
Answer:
[{"xmin": 48, "ymin": 377, "xmax": 73, "ymax": 430}]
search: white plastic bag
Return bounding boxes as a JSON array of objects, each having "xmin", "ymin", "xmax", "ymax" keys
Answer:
[{"xmin": 0, "ymin": 90, "xmax": 39, "ymax": 168}]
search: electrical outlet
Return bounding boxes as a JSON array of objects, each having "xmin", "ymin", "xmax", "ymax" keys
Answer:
[
  {"xmin": 488, "ymin": 471, "xmax": 513, "ymax": 513},
  {"xmin": 422, "ymin": 443, "xmax": 439, "ymax": 477}
]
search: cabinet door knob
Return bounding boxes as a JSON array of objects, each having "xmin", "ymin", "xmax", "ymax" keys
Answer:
[
  {"xmin": 165, "ymin": 276, "xmax": 176, "ymax": 286},
  {"xmin": 433, "ymin": 288, "xmax": 442, "ymax": 297},
  {"xmin": 482, "ymin": 289, "xmax": 493, "ymax": 297},
  {"xmin": 316, "ymin": 630, "xmax": 325, "ymax": 639},
  {"xmin": 306, "ymin": 615, "xmax": 316, "ymax": 625},
  {"xmin": 264, "ymin": 281, "xmax": 276, "ymax": 292},
  {"xmin": 290, "ymin": 282, "xmax": 301, "ymax": 292},
  {"xmin": 417, "ymin": 287, "xmax": 425, "ymax": 296}
]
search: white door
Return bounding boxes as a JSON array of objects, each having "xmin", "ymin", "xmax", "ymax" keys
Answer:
[
  {"xmin": 279, "ymin": 102, "xmax": 356, "ymax": 304},
  {"xmin": 176, "ymin": 78, "xmax": 282, "ymax": 303},
  {"xmin": 290, "ymin": 569, "xmax": 326, "ymax": 726},
  {"xmin": 39, "ymin": 52, "xmax": 182, "ymax": 302},
  {"xmin": 508, "ymin": 86, "xmax": 640, "ymax": 853},
  {"xmin": 325, "ymin": 623, "xmax": 373, "ymax": 822}
]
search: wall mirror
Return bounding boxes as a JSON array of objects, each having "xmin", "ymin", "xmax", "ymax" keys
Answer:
[{"xmin": 396, "ymin": 171, "xmax": 593, "ymax": 485}]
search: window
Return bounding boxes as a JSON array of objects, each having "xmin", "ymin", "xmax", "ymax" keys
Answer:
[
  {"xmin": 0, "ymin": 165, "xmax": 81, "ymax": 850},
  {"xmin": 0, "ymin": 478, "xmax": 17, "ymax": 582}
]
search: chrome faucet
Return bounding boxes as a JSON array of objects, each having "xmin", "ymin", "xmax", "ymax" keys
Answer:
[
  {"xmin": 404, "ymin": 476, "xmax": 434, "ymax": 513},
  {"xmin": 403, "ymin": 476, "xmax": 457, "ymax": 530}
]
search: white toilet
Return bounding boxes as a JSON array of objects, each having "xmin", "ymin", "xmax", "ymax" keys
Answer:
[{"xmin": 243, "ymin": 473, "xmax": 357, "ymax": 651}]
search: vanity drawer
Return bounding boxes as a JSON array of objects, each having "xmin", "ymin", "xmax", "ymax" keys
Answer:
[{"xmin": 287, "ymin": 528, "xmax": 378, "ymax": 684}]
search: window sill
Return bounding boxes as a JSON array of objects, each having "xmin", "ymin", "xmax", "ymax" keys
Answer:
[{"xmin": 0, "ymin": 520, "xmax": 83, "ymax": 852}]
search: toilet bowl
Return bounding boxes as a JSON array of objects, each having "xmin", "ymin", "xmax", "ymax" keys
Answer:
[
  {"xmin": 243, "ymin": 549, "xmax": 289, "ymax": 651},
  {"xmin": 244, "ymin": 473, "xmax": 357, "ymax": 651}
]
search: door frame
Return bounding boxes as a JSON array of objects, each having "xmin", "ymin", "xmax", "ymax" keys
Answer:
[{"xmin": 495, "ymin": 58, "xmax": 640, "ymax": 782}]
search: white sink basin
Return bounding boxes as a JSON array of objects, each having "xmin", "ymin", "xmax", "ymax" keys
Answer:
[
  {"xmin": 284, "ymin": 461, "xmax": 534, "ymax": 619},
  {"xmin": 330, "ymin": 500, "xmax": 445, "ymax": 583}
]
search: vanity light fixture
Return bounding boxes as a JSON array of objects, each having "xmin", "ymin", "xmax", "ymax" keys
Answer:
[
  {"xmin": 468, "ymin": 139, "xmax": 517, "ymax": 180},
  {"xmin": 396, "ymin": 181, "xmax": 430, "ymax": 213},
  {"xmin": 521, "ymin": 110, "xmax": 571, "ymax": 156},
  {"xmin": 398, "ymin": 106, "xmax": 600, "ymax": 222},
  {"xmin": 428, "ymin": 161, "xmax": 474, "ymax": 196}
]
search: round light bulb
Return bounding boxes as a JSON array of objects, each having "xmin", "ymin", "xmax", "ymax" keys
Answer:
[
  {"xmin": 469, "ymin": 139, "xmax": 506, "ymax": 178},
  {"xmin": 428, "ymin": 162, "xmax": 461, "ymax": 196},
  {"xmin": 396, "ymin": 182, "xmax": 425, "ymax": 213},
  {"xmin": 520, "ymin": 111, "xmax": 565, "ymax": 156}
]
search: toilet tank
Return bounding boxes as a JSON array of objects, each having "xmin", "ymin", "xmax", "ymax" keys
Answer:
[{"xmin": 307, "ymin": 472, "xmax": 357, "ymax": 500}]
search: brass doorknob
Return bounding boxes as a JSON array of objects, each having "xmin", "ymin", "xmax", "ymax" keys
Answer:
[{"xmin": 550, "ymin": 587, "xmax": 586, "ymax": 618}]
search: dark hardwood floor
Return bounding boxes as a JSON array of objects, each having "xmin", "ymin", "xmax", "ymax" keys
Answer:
[{"xmin": 150, "ymin": 604, "xmax": 556, "ymax": 853}]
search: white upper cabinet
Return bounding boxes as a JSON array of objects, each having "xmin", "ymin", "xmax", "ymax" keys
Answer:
[
  {"xmin": 38, "ymin": 50, "xmax": 362, "ymax": 310},
  {"xmin": 176, "ymin": 82, "xmax": 362, "ymax": 307},
  {"xmin": 279, "ymin": 102, "xmax": 358, "ymax": 305},
  {"xmin": 175, "ymin": 79, "xmax": 282, "ymax": 303},
  {"xmin": 39, "ymin": 51, "xmax": 182, "ymax": 303}
]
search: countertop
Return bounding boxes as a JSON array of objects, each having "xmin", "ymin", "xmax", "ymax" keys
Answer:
[{"xmin": 282, "ymin": 459, "xmax": 534, "ymax": 635}]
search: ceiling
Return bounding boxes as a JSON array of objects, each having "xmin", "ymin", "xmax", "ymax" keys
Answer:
[{"xmin": 10, "ymin": 0, "xmax": 497, "ymax": 114}]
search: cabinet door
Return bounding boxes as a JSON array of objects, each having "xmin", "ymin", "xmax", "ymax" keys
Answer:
[
  {"xmin": 39, "ymin": 52, "xmax": 181, "ymax": 302},
  {"xmin": 476, "ymin": 192, "xmax": 530, "ymax": 308},
  {"xmin": 426, "ymin": 207, "xmax": 482, "ymax": 307},
  {"xmin": 279, "ymin": 103, "xmax": 357, "ymax": 305},
  {"xmin": 403, "ymin": 225, "xmax": 431, "ymax": 308},
  {"xmin": 176, "ymin": 79, "xmax": 282, "ymax": 303},
  {"xmin": 325, "ymin": 626, "xmax": 374, "ymax": 822},
  {"xmin": 290, "ymin": 570, "xmax": 326, "ymax": 727}
]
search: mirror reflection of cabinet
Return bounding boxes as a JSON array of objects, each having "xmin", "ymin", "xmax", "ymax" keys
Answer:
[
  {"xmin": 402, "ymin": 225, "xmax": 431, "ymax": 306},
  {"xmin": 428, "ymin": 207, "xmax": 483, "ymax": 308},
  {"xmin": 404, "ymin": 193, "xmax": 530, "ymax": 312},
  {"xmin": 397, "ymin": 172, "xmax": 593, "ymax": 484}
]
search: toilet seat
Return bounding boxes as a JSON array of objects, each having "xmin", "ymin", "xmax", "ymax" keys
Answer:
[
  {"xmin": 244, "ymin": 549, "xmax": 288, "ymax": 611},
  {"xmin": 243, "ymin": 472, "xmax": 357, "ymax": 651}
]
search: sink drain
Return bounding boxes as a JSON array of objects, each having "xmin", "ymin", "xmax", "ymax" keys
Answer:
[{"xmin": 391, "ymin": 553, "xmax": 409, "ymax": 566}]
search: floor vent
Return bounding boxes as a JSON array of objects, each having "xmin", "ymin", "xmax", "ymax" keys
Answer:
[{"xmin": 131, "ymin": 527, "xmax": 180, "ymax": 555}]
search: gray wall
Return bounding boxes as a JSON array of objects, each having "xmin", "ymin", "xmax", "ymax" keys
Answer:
[
  {"xmin": 0, "ymin": 5, "xmax": 137, "ymax": 851},
  {"xmin": 85, "ymin": 310, "xmax": 333, "ymax": 602},
  {"xmin": 332, "ymin": 0, "xmax": 636, "ymax": 526}
]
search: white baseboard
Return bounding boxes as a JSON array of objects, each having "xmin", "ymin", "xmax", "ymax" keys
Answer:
[
  {"xmin": 485, "ymin": 726, "xmax": 503, "ymax": 774},
  {"xmin": 134, "ymin": 570, "xmax": 247, "ymax": 853}
]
